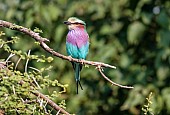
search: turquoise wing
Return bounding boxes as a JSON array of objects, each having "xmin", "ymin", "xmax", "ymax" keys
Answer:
[{"xmin": 66, "ymin": 42, "xmax": 89, "ymax": 59}]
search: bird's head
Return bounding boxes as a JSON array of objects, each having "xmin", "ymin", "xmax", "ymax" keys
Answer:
[{"xmin": 64, "ymin": 17, "xmax": 86, "ymax": 30}]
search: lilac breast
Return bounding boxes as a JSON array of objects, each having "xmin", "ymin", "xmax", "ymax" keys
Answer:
[{"xmin": 66, "ymin": 28, "xmax": 89, "ymax": 48}]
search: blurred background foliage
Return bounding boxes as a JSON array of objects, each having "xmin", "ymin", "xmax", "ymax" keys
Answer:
[{"xmin": 0, "ymin": 0, "xmax": 170, "ymax": 114}]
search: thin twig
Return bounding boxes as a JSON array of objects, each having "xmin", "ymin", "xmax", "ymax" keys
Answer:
[
  {"xmin": 32, "ymin": 90, "xmax": 70, "ymax": 115},
  {"xmin": 6, "ymin": 53, "xmax": 15, "ymax": 62},
  {"xmin": 28, "ymin": 67, "xmax": 41, "ymax": 89},
  {"xmin": 32, "ymin": 76, "xmax": 41, "ymax": 89},
  {"xmin": 18, "ymin": 80, "xmax": 70, "ymax": 115},
  {"xmin": 44, "ymin": 100, "xmax": 49, "ymax": 114},
  {"xmin": 56, "ymin": 109, "xmax": 61, "ymax": 115},
  {"xmin": 12, "ymin": 85, "xmax": 16, "ymax": 95},
  {"xmin": 97, "ymin": 66, "xmax": 134, "ymax": 89},
  {"xmin": 15, "ymin": 57, "xmax": 21, "ymax": 70},
  {"xmin": 29, "ymin": 66, "xmax": 41, "ymax": 72},
  {"xmin": 0, "ymin": 62, "xmax": 7, "ymax": 69},
  {"xmin": 25, "ymin": 50, "xmax": 31, "ymax": 73},
  {"xmin": 0, "ymin": 43, "xmax": 4, "ymax": 48}
]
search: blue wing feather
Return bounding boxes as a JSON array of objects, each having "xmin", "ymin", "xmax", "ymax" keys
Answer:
[{"xmin": 66, "ymin": 42, "xmax": 89, "ymax": 59}]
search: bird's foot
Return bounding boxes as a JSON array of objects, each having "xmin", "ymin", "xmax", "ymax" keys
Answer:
[
  {"xmin": 79, "ymin": 59, "xmax": 85, "ymax": 65},
  {"xmin": 68, "ymin": 55, "xmax": 72, "ymax": 61}
]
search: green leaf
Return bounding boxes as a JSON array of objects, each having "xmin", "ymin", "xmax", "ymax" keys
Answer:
[{"xmin": 127, "ymin": 21, "xmax": 146, "ymax": 44}]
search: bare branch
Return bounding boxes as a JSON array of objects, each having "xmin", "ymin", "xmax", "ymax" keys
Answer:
[
  {"xmin": 18, "ymin": 80, "xmax": 70, "ymax": 115},
  {"xmin": 6, "ymin": 53, "xmax": 15, "ymax": 62},
  {"xmin": 25, "ymin": 50, "xmax": 31, "ymax": 73},
  {"xmin": 32, "ymin": 90, "xmax": 70, "ymax": 115},
  {"xmin": 97, "ymin": 66, "xmax": 134, "ymax": 89},
  {"xmin": 0, "ymin": 62, "xmax": 7, "ymax": 69},
  {"xmin": 56, "ymin": 109, "xmax": 61, "ymax": 115},
  {"xmin": 12, "ymin": 85, "xmax": 16, "ymax": 95},
  {"xmin": 15, "ymin": 57, "xmax": 21, "ymax": 70}
]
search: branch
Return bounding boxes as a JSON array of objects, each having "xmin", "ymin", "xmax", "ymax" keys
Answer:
[
  {"xmin": 0, "ymin": 62, "xmax": 7, "ymax": 69},
  {"xmin": 0, "ymin": 20, "xmax": 133, "ymax": 89},
  {"xmin": 18, "ymin": 79, "xmax": 71, "ymax": 115},
  {"xmin": 32, "ymin": 90, "xmax": 70, "ymax": 115},
  {"xmin": 0, "ymin": 62, "xmax": 70, "ymax": 114},
  {"xmin": 97, "ymin": 66, "xmax": 133, "ymax": 89}
]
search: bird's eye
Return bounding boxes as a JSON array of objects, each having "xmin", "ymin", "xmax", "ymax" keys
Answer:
[
  {"xmin": 72, "ymin": 22, "xmax": 84, "ymax": 25},
  {"xmin": 73, "ymin": 23, "xmax": 79, "ymax": 25}
]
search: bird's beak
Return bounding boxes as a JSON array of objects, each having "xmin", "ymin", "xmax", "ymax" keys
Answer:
[{"xmin": 63, "ymin": 21, "xmax": 71, "ymax": 25}]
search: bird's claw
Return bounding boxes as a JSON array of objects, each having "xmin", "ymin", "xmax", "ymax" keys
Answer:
[
  {"xmin": 79, "ymin": 59, "xmax": 85, "ymax": 65},
  {"xmin": 68, "ymin": 56, "xmax": 72, "ymax": 61}
]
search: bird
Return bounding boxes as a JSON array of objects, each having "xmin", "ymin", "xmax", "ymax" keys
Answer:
[{"xmin": 64, "ymin": 17, "xmax": 89, "ymax": 94}]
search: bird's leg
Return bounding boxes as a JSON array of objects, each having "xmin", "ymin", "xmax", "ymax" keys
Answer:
[{"xmin": 79, "ymin": 59, "xmax": 89, "ymax": 68}]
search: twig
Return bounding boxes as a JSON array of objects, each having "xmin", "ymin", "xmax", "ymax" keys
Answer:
[
  {"xmin": 97, "ymin": 66, "xmax": 134, "ymax": 89},
  {"xmin": 0, "ymin": 62, "xmax": 7, "ymax": 69},
  {"xmin": 0, "ymin": 43, "xmax": 4, "ymax": 48},
  {"xmin": 29, "ymin": 67, "xmax": 42, "ymax": 89},
  {"xmin": 18, "ymin": 80, "xmax": 70, "ymax": 115},
  {"xmin": 12, "ymin": 85, "xmax": 16, "ymax": 95},
  {"xmin": 29, "ymin": 66, "xmax": 41, "ymax": 72},
  {"xmin": 6, "ymin": 53, "xmax": 15, "ymax": 62},
  {"xmin": 32, "ymin": 90, "xmax": 70, "ymax": 115},
  {"xmin": 15, "ymin": 57, "xmax": 21, "ymax": 70},
  {"xmin": 32, "ymin": 76, "xmax": 41, "ymax": 89},
  {"xmin": 56, "ymin": 109, "xmax": 61, "ymax": 115},
  {"xmin": 25, "ymin": 50, "xmax": 31, "ymax": 73}
]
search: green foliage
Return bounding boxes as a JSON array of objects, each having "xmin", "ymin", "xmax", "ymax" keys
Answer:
[
  {"xmin": 0, "ymin": 35, "xmax": 67, "ymax": 114},
  {"xmin": 0, "ymin": 0, "xmax": 170, "ymax": 114},
  {"xmin": 34, "ymin": 27, "xmax": 43, "ymax": 33},
  {"xmin": 142, "ymin": 92, "xmax": 154, "ymax": 115}
]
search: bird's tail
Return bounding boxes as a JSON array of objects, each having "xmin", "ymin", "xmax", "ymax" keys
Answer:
[{"xmin": 75, "ymin": 63, "xmax": 83, "ymax": 94}]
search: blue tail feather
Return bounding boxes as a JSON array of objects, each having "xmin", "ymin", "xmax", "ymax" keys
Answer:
[{"xmin": 74, "ymin": 62, "xmax": 83, "ymax": 94}]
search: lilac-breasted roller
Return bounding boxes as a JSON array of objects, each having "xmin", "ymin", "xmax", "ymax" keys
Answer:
[{"xmin": 64, "ymin": 17, "xmax": 89, "ymax": 94}]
